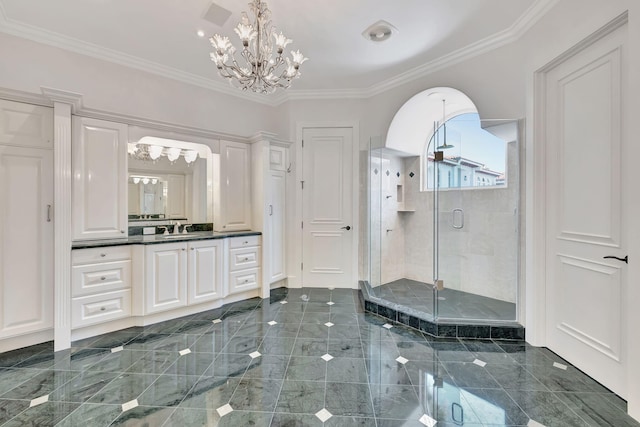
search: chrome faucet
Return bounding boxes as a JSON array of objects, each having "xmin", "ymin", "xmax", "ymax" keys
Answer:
[
  {"xmin": 173, "ymin": 221, "xmax": 181, "ymax": 234},
  {"xmin": 158, "ymin": 226, "xmax": 169, "ymax": 235},
  {"xmin": 182, "ymin": 224, "xmax": 192, "ymax": 234}
]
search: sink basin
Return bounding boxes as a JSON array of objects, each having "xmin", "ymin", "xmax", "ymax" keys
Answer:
[{"xmin": 159, "ymin": 232, "xmax": 211, "ymax": 239}]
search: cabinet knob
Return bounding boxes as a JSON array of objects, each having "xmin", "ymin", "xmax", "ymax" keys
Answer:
[
  {"xmin": 181, "ymin": 248, "xmax": 186, "ymax": 251},
  {"xmin": 244, "ymin": 279, "xmax": 249, "ymax": 283},
  {"xmin": 100, "ymin": 307, "xmax": 106, "ymax": 311},
  {"xmin": 243, "ymin": 241, "xmax": 248, "ymax": 244},
  {"xmin": 100, "ymin": 277, "xmax": 106, "ymax": 281},
  {"xmin": 100, "ymin": 253, "xmax": 106, "ymax": 257},
  {"xmin": 191, "ymin": 248, "xmax": 194, "ymax": 251},
  {"xmin": 120, "ymin": 230, "xmax": 125, "ymax": 234},
  {"xmin": 244, "ymin": 257, "xmax": 249, "ymax": 261}
]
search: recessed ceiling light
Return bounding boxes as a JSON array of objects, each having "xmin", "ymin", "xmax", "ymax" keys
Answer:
[
  {"xmin": 197, "ymin": 30, "xmax": 205, "ymax": 38},
  {"xmin": 362, "ymin": 20, "xmax": 398, "ymax": 43}
]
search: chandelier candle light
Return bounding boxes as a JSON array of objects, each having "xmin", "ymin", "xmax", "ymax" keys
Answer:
[{"xmin": 209, "ymin": 0, "xmax": 308, "ymax": 93}]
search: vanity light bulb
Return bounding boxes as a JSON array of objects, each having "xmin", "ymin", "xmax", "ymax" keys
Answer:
[
  {"xmin": 148, "ymin": 145, "xmax": 163, "ymax": 160},
  {"xmin": 151, "ymin": 178, "xmax": 158, "ymax": 184},
  {"xmin": 141, "ymin": 178, "xmax": 150, "ymax": 185},
  {"xmin": 184, "ymin": 150, "xmax": 198, "ymax": 164},
  {"xmin": 167, "ymin": 147, "xmax": 181, "ymax": 162},
  {"xmin": 133, "ymin": 177, "xmax": 140, "ymax": 184}
]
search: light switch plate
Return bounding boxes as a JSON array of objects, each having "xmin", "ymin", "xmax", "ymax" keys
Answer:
[{"xmin": 143, "ymin": 227, "xmax": 156, "ymax": 235}]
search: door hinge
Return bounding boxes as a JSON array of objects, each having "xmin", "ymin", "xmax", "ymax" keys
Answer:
[
  {"xmin": 302, "ymin": 140, "xmax": 304, "ymax": 148},
  {"xmin": 301, "ymin": 262, "xmax": 303, "ymax": 271},
  {"xmin": 301, "ymin": 221, "xmax": 304, "ymax": 229},
  {"xmin": 301, "ymin": 181, "xmax": 304, "ymax": 189}
]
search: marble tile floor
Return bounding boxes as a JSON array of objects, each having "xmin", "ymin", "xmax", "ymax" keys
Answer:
[
  {"xmin": 0, "ymin": 287, "xmax": 637, "ymax": 427},
  {"xmin": 374, "ymin": 278, "xmax": 517, "ymax": 322}
]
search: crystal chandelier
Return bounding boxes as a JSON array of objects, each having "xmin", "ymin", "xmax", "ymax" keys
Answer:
[{"xmin": 209, "ymin": 0, "xmax": 308, "ymax": 94}]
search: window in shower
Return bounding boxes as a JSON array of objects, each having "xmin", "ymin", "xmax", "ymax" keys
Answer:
[{"xmin": 424, "ymin": 113, "xmax": 507, "ymax": 190}]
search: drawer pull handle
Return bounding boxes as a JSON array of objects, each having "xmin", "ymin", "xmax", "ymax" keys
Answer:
[
  {"xmin": 100, "ymin": 277, "xmax": 106, "ymax": 281},
  {"xmin": 100, "ymin": 307, "xmax": 106, "ymax": 311},
  {"xmin": 244, "ymin": 279, "xmax": 249, "ymax": 283},
  {"xmin": 244, "ymin": 257, "xmax": 249, "ymax": 261},
  {"xmin": 100, "ymin": 253, "xmax": 106, "ymax": 257},
  {"xmin": 244, "ymin": 241, "xmax": 248, "ymax": 244}
]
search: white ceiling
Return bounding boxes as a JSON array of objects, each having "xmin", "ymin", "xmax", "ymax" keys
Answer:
[{"xmin": 0, "ymin": 0, "xmax": 552, "ymax": 99}]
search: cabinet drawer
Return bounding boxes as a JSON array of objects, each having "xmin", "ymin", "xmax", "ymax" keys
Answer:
[
  {"xmin": 229, "ymin": 268, "xmax": 260, "ymax": 294},
  {"xmin": 72, "ymin": 246, "xmax": 131, "ymax": 265},
  {"xmin": 229, "ymin": 235, "xmax": 261, "ymax": 249},
  {"xmin": 229, "ymin": 247, "xmax": 260, "ymax": 271},
  {"xmin": 72, "ymin": 260, "xmax": 131, "ymax": 297},
  {"xmin": 71, "ymin": 289, "xmax": 131, "ymax": 329}
]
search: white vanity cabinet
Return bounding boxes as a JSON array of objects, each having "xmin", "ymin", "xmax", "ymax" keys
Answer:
[
  {"xmin": 144, "ymin": 242, "xmax": 188, "ymax": 314},
  {"xmin": 188, "ymin": 239, "xmax": 224, "ymax": 305},
  {"xmin": 71, "ymin": 246, "xmax": 132, "ymax": 328},
  {"xmin": 214, "ymin": 140, "xmax": 251, "ymax": 231},
  {"xmin": 228, "ymin": 235, "xmax": 261, "ymax": 294},
  {"xmin": 267, "ymin": 169, "xmax": 287, "ymax": 283},
  {"xmin": 143, "ymin": 240, "xmax": 225, "ymax": 313},
  {"xmin": 72, "ymin": 116, "xmax": 128, "ymax": 240}
]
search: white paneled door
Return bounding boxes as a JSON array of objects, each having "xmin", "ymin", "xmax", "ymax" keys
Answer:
[
  {"xmin": 301, "ymin": 127, "xmax": 355, "ymax": 288},
  {"xmin": 544, "ymin": 25, "xmax": 628, "ymax": 397}
]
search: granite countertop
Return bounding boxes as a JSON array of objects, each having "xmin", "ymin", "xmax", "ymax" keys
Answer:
[{"xmin": 72, "ymin": 230, "xmax": 262, "ymax": 249}]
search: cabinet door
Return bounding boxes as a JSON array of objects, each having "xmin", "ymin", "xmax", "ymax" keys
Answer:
[
  {"xmin": 268, "ymin": 170, "xmax": 286, "ymax": 283},
  {"xmin": 145, "ymin": 243, "xmax": 187, "ymax": 314},
  {"xmin": 217, "ymin": 140, "xmax": 251, "ymax": 231},
  {"xmin": 0, "ymin": 145, "xmax": 53, "ymax": 338},
  {"xmin": 188, "ymin": 240, "xmax": 223, "ymax": 304},
  {"xmin": 72, "ymin": 117, "xmax": 128, "ymax": 240}
]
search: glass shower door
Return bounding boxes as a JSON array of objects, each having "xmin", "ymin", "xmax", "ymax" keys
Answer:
[{"xmin": 434, "ymin": 117, "xmax": 519, "ymax": 323}]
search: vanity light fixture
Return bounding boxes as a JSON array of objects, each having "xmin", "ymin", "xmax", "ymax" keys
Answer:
[
  {"xmin": 151, "ymin": 178, "xmax": 158, "ymax": 185},
  {"xmin": 141, "ymin": 178, "xmax": 150, "ymax": 185},
  {"xmin": 148, "ymin": 145, "xmax": 164, "ymax": 161},
  {"xmin": 167, "ymin": 147, "xmax": 182, "ymax": 163},
  {"xmin": 184, "ymin": 150, "xmax": 198, "ymax": 164},
  {"xmin": 133, "ymin": 177, "xmax": 140, "ymax": 184}
]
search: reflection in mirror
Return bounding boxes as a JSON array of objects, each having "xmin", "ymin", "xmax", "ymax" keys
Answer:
[{"xmin": 127, "ymin": 136, "xmax": 214, "ymax": 224}]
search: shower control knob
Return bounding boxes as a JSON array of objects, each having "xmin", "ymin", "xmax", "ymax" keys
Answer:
[{"xmin": 341, "ymin": 226, "xmax": 351, "ymax": 231}]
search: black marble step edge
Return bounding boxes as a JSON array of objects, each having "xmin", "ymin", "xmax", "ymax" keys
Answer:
[
  {"xmin": 359, "ymin": 280, "xmax": 525, "ymax": 341},
  {"xmin": 72, "ymin": 231, "xmax": 262, "ymax": 249}
]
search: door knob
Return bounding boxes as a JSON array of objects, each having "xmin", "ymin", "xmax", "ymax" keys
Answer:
[
  {"xmin": 341, "ymin": 225, "xmax": 351, "ymax": 231},
  {"xmin": 603, "ymin": 255, "xmax": 628, "ymax": 264}
]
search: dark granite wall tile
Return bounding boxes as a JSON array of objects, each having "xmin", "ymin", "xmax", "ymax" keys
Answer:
[
  {"xmin": 377, "ymin": 305, "xmax": 397, "ymax": 322},
  {"xmin": 438, "ymin": 325, "xmax": 457, "ymax": 338},
  {"xmin": 491, "ymin": 326, "xmax": 525, "ymax": 340},
  {"xmin": 419, "ymin": 319, "xmax": 438, "ymax": 337},
  {"xmin": 457, "ymin": 325, "xmax": 491, "ymax": 339}
]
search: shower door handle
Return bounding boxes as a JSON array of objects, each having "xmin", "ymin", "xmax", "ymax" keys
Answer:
[{"xmin": 452, "ymin": 209, "xmax": 464, "ymax": 229}]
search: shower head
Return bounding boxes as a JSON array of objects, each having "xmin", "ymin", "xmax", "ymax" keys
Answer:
[{"xmin": 436, "ymin": 143, "xmax": 455, "ymax": 150}]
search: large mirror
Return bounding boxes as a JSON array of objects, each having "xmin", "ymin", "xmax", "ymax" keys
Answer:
[{"xmin": 127, "ymin": 135, "xmax": 214, "ymax": 225}]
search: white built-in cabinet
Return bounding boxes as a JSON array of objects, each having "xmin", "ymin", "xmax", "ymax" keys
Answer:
[
  {"xmin": 72, "ymin": 116, "xmax": 128, "ymax": 240},
  {"xmin": 143, "ymin": 239, "xmax": 225, "ymax": 314},
  {"xmin": 71, "ymin": 246, "xmax": 132, "ymax": 328},
  {"xmin": 144, "ymin": 242, "xmax": 188, "ymax": 314},
  {"xmin": 268, "ymin": 169, "xmax": 286, "ymax": 283},
  {"xmin": 214, "ymin": 140, "xmax": 251, "ymax": 231},
  {"xmin": 228, "ymin": 236, "xmax": 262, "ymax": 294},
  {"xmin": 0, "ymin": 100, "xmax": 54, "ymax": 340},
  {"xmin": 188, "ymin": 239, "xmax": 224, "ymax": 304}
]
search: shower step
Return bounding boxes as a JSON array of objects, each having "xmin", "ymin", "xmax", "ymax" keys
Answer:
[{"xmin": 359, "ymin": 281, "xmax": 524, "ymax": 341}]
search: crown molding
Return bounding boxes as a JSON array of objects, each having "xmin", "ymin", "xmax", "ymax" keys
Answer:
[
  {"xmin": 1, "ymin": 0, "xmax": 559, "ymax": 105},
  {"xmin": 0, "ymin": 86, "xmax": 52, "ymax": 107}
]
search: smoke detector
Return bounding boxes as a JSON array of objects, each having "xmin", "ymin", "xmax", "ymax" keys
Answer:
[{"xmin": 362, "ymin": 20, "xmax": 398, "ymax": 42}]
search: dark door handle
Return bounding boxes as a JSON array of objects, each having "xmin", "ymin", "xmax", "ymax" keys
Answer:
[
  {"xmin": 604, "ymin": 255, "xmax": 628, "ymax": 264},
  {"xmin": 341, "ymin": 226, "xmax": 351, "ymax": 231}
]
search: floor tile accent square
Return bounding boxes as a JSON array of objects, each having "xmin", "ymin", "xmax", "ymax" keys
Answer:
[
  {"xmin": 528, "ymin": 420, "xmax": 545, "ymax": 427},
  {"xmin": 249, "ymin": 351, "xmax": 262, "ymax": 359},
  {"xmin": 396, "ymin": 356, "xmax": 409, "ymax": 365},
  {"xmin": 315, "ymin": 408, "xmax": 333, "ymax": 422},
  {"xmin": 280, "ymin": 301, "xmax": 288, "ymax": 304},
  {"xmin": 29, "ymin": 394, "xmax": 49, "ymax": 407},
  {"xmin": 121, "ymin": 399, "xmax": 138, "ymax": 412},
  {"xmin": 322, "ymin": 354, "xmax": 334, "ymax": 362},
  {"xmin": 179, "ymin": 349, "xmax": 191, "ymax": 356},
  {"xmin": 212, "ymin": 319, "xmax": 222, "ymax": 324},
  {"xmin": 419, "ymin": 413, "xmax": 437, "ymax": 427},
  {"xmin": 216, "ymin": 403, "xmax": 233, "ymax": 417},
  {"xmin": 552, "ymin": 362, "xmax": 567, "ymax": 370},
  {"xmin": 327, "ymin": 301, "xmax": 335, "ymax": 306},
  {"xmin": 111, "ymin": 346, "xmax": 124, "ymax": 353},
  {"xmin": 473, "ymin": 358, "xmax": 487, "ymax": 367},
  {"xmin": 383, "ymin": 323, "xmax": 393, "ymax": 329},
  {"xmin": 268, "ymin": 321, "xmax": 277, "ymax": 326},
  {"xmin": 324, "ymin": 322, "xmax": 334, "ymax": 327}
]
